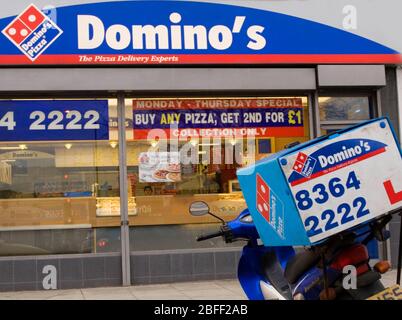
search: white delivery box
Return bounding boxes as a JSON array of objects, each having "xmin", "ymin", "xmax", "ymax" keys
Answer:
[{"xmin": 238, "ymin": 117, "xmax": 402, "ymax": 246}]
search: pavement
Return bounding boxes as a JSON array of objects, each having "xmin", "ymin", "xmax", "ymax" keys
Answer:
[
  {"xmin": 0, "ymin": 279, "xmax": 247, "ymax": 300},
  {"xmin": 0, "ymin": 270, "xmax": 398, "ymax": 300}
]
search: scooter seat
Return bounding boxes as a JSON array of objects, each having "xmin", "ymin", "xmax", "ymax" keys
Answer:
[{"xmin": 284, "ymin": 250, "xmax": 320, "ymax": 284}]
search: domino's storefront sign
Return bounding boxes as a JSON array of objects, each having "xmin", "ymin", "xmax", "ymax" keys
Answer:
[
  {"xmin": 0, "ymin": 1, "xmax": 402, "ymax": 65},
  {"xmin": 0, "ymin": 100, "xmax": 109, "ymax": 141},
  {"xmin": 280, "ymin": 119, "xmax": 402, "ymax": 243}
]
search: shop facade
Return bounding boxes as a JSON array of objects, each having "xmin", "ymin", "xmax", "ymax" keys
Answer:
[{"xmin": 0, "ymin": 0, "xmax": 401, "ymax": 291}]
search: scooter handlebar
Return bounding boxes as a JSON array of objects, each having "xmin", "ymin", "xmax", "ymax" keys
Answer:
[{"xmin": 196, "ymin": 231, "xmax": 223, "ymax": 242}]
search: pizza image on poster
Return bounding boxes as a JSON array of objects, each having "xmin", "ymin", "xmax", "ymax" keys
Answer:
[{"xmin": 139, "ymin": 152, "xmax": 181, "ymax": 183}]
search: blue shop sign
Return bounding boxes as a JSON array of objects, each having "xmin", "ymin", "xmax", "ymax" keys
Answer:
[
  {"xmin": 0, "ymin": 100, "xmax": 109, "ymax": 141},
  {"xmin": 0, "ymin": 1, "xmax": 400, "ymax": 65}
]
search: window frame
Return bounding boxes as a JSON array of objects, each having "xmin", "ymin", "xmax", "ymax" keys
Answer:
[{"xmin": 317, "ymin": 90, "xmax": 379, "ymax": 134}]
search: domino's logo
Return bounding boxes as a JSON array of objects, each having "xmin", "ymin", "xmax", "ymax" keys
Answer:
[
  {"xmin": 2, "ymin": 4, "xmax": 63, "ymax": 61},
  {"xmin": 256, "ymin": 174, "xmax": 271, "ymax": 222},
  {"xmin": 292, "ymin": 152, "xmax": 317, "ymax": 178},
  {"xmin": 255, "ymin": 174, "xmax": 285, "ymax": 238}
]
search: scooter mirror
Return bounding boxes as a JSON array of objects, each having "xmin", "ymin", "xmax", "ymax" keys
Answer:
[{"xmin": 189, "ymin": 201, "xmax": 210, "ymax": 216}]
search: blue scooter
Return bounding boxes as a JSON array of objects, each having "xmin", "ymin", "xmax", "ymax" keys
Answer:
[{"xmin": 190, "ymin": 201, "xmax": 395, "ymax": 300}]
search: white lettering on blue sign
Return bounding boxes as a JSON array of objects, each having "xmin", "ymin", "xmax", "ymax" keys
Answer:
[
  {"xmin": 0, "ymin": 100, "xmax": 109, "ymax": 142},
  {"xmin": 77, "ymin": 13, "xmax": 267, "ymax": 51},
  {"xmin": 317, "ymin": 142, "xmax": 370, "ymax": 168}
]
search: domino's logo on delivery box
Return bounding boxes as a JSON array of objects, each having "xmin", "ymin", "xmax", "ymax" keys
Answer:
[
  {"xmin": 255, "ymin": 174, "xmax": 285, "ymax": 238},
  {"xmin": 2, "ymin": 4, "xmax": 62, "ymax": 61},
  {"xmin": 292, "ymin": 152, "xmax": 317, "ymax": 178}
]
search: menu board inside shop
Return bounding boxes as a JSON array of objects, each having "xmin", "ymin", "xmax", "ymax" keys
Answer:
[
  {"xmin": 133, "ymin": 98, "xmax": 304, "ymax": 139},
  {"xmin": 139, "ymin": 152, "xmax": 181, "ymax": 183}
]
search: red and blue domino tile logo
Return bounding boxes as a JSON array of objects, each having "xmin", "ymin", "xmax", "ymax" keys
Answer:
[
  {"xmin": 255, "ymin": 173, "xmax": 285, "ymax": 238},
  {"xmin": 256, "ymin": 174, "xmax": 271, "ymax": 222},
  {"xmin": 2, "ymin": 4, "xmax": 63, "ymax": 61},
  {"xmin": 292, "ymin": 152, "xmax": 317, "ymax": 178}
]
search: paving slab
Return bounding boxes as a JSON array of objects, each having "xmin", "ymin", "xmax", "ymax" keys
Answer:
[
  {"xmin": 171, "ymin": 281, "xmax": 224, "ymax": 292},
  {"xmin": 130, "ymin": 286, "xmax": 190, "ymax": 300},
  {"xmin": 82, "ymin": 287, "xmax": 137, "ymax": 300}
]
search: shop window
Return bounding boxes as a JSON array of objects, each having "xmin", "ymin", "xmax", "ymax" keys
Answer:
[
  {"xmin": 319, "ymin": 95, "xmax": 377, "ymax": 137},
  {"xmin": 0, "ymin": 96, "xmax": 314, "ymax": 256},
  {"xmin": 125, "ymin": 96, "xmax": 310, "ymax": 252},
  {"xmin": 0, "ymin": 98, "xmax": 122, "ymax": 256},
  {"xmin": 319, "ymin": 96, "xmax": 371, "ymax": 122}
]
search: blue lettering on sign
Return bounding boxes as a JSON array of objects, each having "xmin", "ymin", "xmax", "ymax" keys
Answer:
[
  {"xmin": 304, "ymin": 196, "xmax": 370, "ymax": 237},
  {"xmin": 295, "ymin": 171, "xmax": 361, "ymax": 211},
  {"xmin": 0, "ymin": 100, "xmax": 109, "ymax": 141},
  {"xmin": 295, "ymin": 171, "xmax": 369, "ymax": 237}
]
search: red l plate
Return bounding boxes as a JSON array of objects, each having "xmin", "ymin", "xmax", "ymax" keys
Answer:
[{"xmin": 383, "ymin": 180, "xmax": 402, "ymax": 205}]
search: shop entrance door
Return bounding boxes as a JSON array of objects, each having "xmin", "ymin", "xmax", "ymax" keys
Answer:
[{"xmin": 121, "ymin": 95, "xmax": 312, "ymax": 285}]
